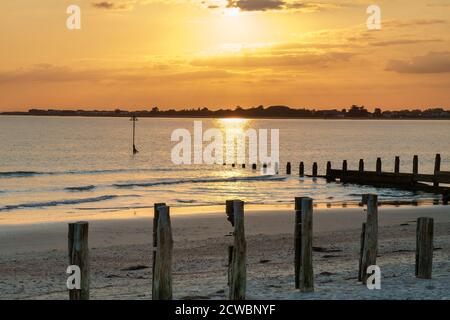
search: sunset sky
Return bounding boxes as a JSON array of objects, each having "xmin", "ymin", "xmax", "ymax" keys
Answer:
[{"xmin": 0, "ymin": 0, "xmax": 449, "ymax": 111}]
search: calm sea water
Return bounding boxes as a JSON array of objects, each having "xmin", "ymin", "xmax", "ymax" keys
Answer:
[{"xmin": 0, "ymin": 116, "xmax": 449, "ymax": 217}]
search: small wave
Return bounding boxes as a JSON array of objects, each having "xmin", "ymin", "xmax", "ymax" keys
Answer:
[
  {"xmin": 0, "ymin": 167, "xmax": 202, "ymax": 179},
  {"xmin": 0, "ymin": 195, "xmax": 135, "ymax": 212},
  {"xmin": 175, "ymin": 199, "xmax": 197, "ymax": 203},
  {"xmin": 0, "ymin": 171, "xmax": 40, "ymax": 178},
  {"xmin": 65, "ymin": 185, "xmax": 96, "ymax": 192},
  {"xmin": 114, "ymin": 175, "xmax": 286, "ymax": 189}
]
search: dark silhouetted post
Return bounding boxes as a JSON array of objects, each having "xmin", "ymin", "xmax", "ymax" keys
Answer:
[
  {"xmin": 130, "ymin": 115, "xmax": 138, "ymax": 154},
  {"xmin": 227, "ymin": 245, "xmax": 234, "ymax": 286},
  {"xmin": 361, "ymin": 194, "xmax": 378, "ymax": 283},
  {"xmin": 359, "ymin": 159, "xmax": 364, "ymax": 173},
  {"xmin": 376, "ymin": 158, "xmax": 382, "ymax": 174},
  {"xmin": 326, "ymin": 161, "xmax": 332, "ymax": 180},
  {"xmin": 413, "ymin": 155, "xmax": 419, "ymax": 175},
  {"xmin": 312, "ymin": 162, "xmax": 318, "ymax": 177},
  {"xmin": 299, "ymin": 198, "xmax": 314, "ymax": 292},
  {"xmin": 153, "ymin": 205, "xmax": 173, "ymax": 300},
  {"xmin": 252, "ymin": 163, "xmax": 257, "ymax": 170},
  {"xmin": 395, "ymin": 156, "xmax": 400, "ymax": 174},
  {"xmin": 299, "ymin": 162, "xmax": 304, "ymax": 177},
  {"xmin": 286, "ymin": 162, "xmax": 291, "ymax": 175},
  {"xmin": 242, "ymin": 164, "xmax": 246, "ymax": 169},
  {"xmin": 68, "ymin": 221, "xmax": 89, "ymax": 300},
  {"xmin": 153, "ymin": 203, "xmax": 166, "ymax": 291},
  {"xmin": 342, "ymin": 160, "xmax": 348, "ymax": 173},
  {"xmin": 358, "ymin": 222, "xmax": 366, "ymax": 282},
  {"xmin": 434, "ymin": 154, "xmax": 441, "ymax": 187},
  {"xmin": 415, "ymin": 217, "xmax": 434, "ymax": 279},
  {"xmin": 294, "ymin": 197, "xmax": 307, "ymax": 289},
  {"xmin": 229, "ymin": 200, "xmax": 246, "ymax": 300}
]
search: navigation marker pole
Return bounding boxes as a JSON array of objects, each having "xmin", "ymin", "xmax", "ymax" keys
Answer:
[{"xmin": 130, "ymin": 115, "xmax": 139, "ymax": 154}]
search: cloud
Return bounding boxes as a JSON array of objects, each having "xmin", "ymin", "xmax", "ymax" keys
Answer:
[
  {"xmin": 370, "ymin": 39, "xmax": 443, "ymax": 47},
  {"xmin": 386, "ymin": 52, "xmax": 450, "ymax": 74},
  {"xmin": 91, "ymin": 1, "xmax": 138, "ymax": 11},
  {"xmin": 383, "ymin": 19, "xmax": 447, "ymax": 28},
  {"xmin": 219, "ymin": 0, "xmax": 340, "ymax": 12},
  {"xmin": 226, "ymin": 0, "xmax": 284, "ymax": 11},
  {"xmin": 191, "ymin": 51, "xmax": 354, "ymax": 69}
]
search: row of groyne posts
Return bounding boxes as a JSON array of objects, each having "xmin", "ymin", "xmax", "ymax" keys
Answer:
[
  {"xmin": 284, "ymin": 154, "xmax": 449, "ymax": 201},
  {"xmin": 67, "ymin": 195, "xmax": 436, "ymax": 300}
]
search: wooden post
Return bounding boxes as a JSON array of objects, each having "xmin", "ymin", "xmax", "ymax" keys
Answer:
[
  {"xmin": 376, "ymin": 158, "xmax": 382, "ymax": 174},
  {"xmin": 229, "ymin": 200, "xmax": 246, "ymax": 300},
  {"xmin": 299, "ymin": 162, "xmax": 305, "ymax": 177},
  {"xmin": 395, "ymin": 156, "xmax": 400, "ymax": 174},
  {"xmin": 226, "ymin": 200, "xmax": 235, "ymax": 227},
  {"xmin": 361, "ymin": 194, "xmax": 378, "ymax": 283},
  {"xmin": 299, "ymin": 198, "xmax": 314, "ymax": 292},
  {"xmin": 227, "ymin": 245, "xmax": 234, "ymax": 286},
  {"xmin": 326, "ymin": 161, "xmax": 332, "ymax": 180},
  {"xmin": 415, "ymin": 217, "xmax": 434, "ymax": 279},
  {"xmin": 252, "ymin": 163, "xmax": 257, "ymax": 170},
  {"xmin": 434, "ymin": 154, "xmax": 441, "ymax": 187},
  {"xmin": 242, "ymin": 164, "xmax": 246, "ymax": 169},
  {"xmin": 413, "ymin": 155, "xmax": 419, "ymax": 175},
  {"xmin": 358, "ymin": 223, "xmax": 366, "ymax": 282},
  {"xmin": 68, "ymin": 221, "xmax": 89, "ymax": 300},
  {"xmin": 312, "ymin": 162, "xmax": 318, "ymax": 177},
  {"xmin": 359, "ymin": 159, "xmax": 364, "ymax": 173},
  {"xmin": 153, "ymin": 203, "xmax": 166, "ymax": 292},
  {"xmin": 286, "ymin": 162, "xmax": 291, "ymax": 175},
  {"xmin": 153, "ymin": 205, "xmax": 173, "ymax": 300},
  {"xmin": 294, "ymin": 197, "xmax": 307, "ymax": 289},
  {"xmin": 342, "ymin": 160, "xmax": 348, "ymax": 173}
]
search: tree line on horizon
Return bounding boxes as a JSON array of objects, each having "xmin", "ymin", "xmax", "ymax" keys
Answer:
[{"xmin": 3, "ymin": 105, "xmax": 450, "ymax": 119}]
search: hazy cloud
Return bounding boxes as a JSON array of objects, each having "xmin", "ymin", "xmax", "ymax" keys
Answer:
[
  {"xmin": 371, "ymin": 39, "xmax": 443, "ymax": 47},
  {"xmin": 386, "ymin": 52, "xmax": 450, "ymax": 74},
  {"xmin": 222, "ymin": 0, "xmax": 339, "ymax": 12}
]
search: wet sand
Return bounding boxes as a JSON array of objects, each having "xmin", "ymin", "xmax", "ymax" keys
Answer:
[{"xmin": 0, "ymin": 205, "xmax": 449, "ymax": 300}]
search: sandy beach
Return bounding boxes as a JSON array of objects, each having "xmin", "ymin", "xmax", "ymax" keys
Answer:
[{"xmin": 0, "ymin": 204, "xmax": 449, "ymax": 300}]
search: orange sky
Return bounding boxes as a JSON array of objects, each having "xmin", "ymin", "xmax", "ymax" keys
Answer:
[{"xmin": 0, "ymin": 0, "xmax": 449, "ymax": 111}]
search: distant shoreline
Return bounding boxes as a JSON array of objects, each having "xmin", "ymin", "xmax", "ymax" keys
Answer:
[
  {"xmin": 2, "ymin": 105, "xmax": 450, "ymax": 120},
  {"xmin": 2, "ymin": 114, "xmax": 450, "ymax": 120}
]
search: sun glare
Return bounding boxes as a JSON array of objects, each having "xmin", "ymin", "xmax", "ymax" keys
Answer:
[{"xmin": 223, "ymin": 7, "xmax": 240, "ymax": 17}]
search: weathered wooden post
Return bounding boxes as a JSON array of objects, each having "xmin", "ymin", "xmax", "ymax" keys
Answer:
[
  {"xmin": 242, "ymin": 164, "xmax": 246, "ymax": 169},
  {"xmin": 229, "ymin": 200, "xmax": 246, "ymax": 300},
  {"xmin": 294, "ymin": 197, "xmax": 307, "ymax": 289},
  {"xmin": 415, "ymin": 217, "xmax": 434, "ymax": 279},
  {"xmin": 299, "ymin": 198, "xmax": 314, "ymax": 292},
  {"xmin": 360, "ymin": 194, "xmax": 378, "ymax": 283},
  {"xmin": 299, "ymin": 162, "xmax": 305, "ymax": 177},
  {"xmin": 358, "ymin": 222, "xmax": 366, "ymax": 282},
  {"xmin": 153, "ymin": 202, "xmax": 166, "ymax": 291},
  {"xmin": 326, "ymin": 161, "xmax": 332, "ymax": 181},
  {"xmin": 227, "ymin": 245, "xmax": 234, "ymax": 286},
  {"xmin": 252, "ymin": 163, "xmax": 257, "ymax": 170},
  {"xmin": 413, "ymin": 155, "xmax": 419, "ymax": 175},
  {"xmin": 434, "ymin": 154, "xmax": 441, "ymax": 187},
  {"xmin": 286, "ymin": 162, "xmax": 291, "ymax": 175},
  {"xmin": 226, "ymin": 200, "xmax": 235, "ymax": 285},
  {"xmin": 376, "ymin": 158, "xmax": 382, "ymax": 174},
  {"xmin": 395, "ymin": 156, "xmax": 400, "ymax": 174},
  {"xmin": 153, "ymin": 205, "xmax": 173, "ymax": 300},
  {"xmin": 68, "ymin": 221, "xmax": 89, "ymax": 300},
  {"xmin": 359, "ymin": 159, "xmax": 364, "ymax": 173},
  {"xmin": 312, "ymin": 162, "xmax": 318, "ymax": 177},
  {"xmin": 342, "ymin": 160, "xmax": 348, "ymax": 173}
]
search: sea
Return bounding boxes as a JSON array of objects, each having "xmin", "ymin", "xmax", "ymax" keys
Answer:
[{"xmin": 0, "ymin": 116, "xmax": 449, "ymax": 219}]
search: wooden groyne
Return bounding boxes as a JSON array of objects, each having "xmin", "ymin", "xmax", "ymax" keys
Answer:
[
  {"xmin": 66, "ymin": 195, "xmax": 438, "ymax": 300},
  {"xmin": 318, "ymin": 154, "xmax": 450, "ymax": 195}
]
